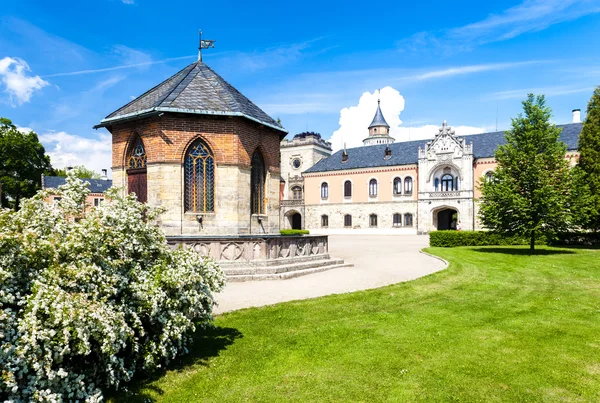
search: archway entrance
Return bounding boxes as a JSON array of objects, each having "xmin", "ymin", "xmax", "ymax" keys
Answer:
[
  {"xmin": 436, "ymin": 208, "xmax": 457, "ymax": 230},
  {"xmin": 291, "ymin": 213, "xmax": 302, "ymax": 230}
]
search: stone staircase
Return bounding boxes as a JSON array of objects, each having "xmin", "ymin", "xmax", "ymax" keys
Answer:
[{"xmin": 221, "ymin": 255, "xmax": 353, "ymax": 282}]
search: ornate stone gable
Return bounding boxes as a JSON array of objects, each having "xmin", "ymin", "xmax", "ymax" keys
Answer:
[{"xmin": 418, "ymin": 121, "xmax": 473, "ymax": 161}]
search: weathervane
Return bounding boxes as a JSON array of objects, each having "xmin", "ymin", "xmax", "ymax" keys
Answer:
[{"xmin": 198, "ymin": 30, "xmax": 215, "ymax": 62}]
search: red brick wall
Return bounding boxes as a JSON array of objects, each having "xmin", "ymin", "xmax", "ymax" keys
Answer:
[{"xmin": 109, "ymin": 113, "xmax": 281, "ymax": 173}]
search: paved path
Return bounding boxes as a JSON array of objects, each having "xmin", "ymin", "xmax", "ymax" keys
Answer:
[{"xmin": 213, "ymin": 235, "xmax": 446, "ymax": 314}]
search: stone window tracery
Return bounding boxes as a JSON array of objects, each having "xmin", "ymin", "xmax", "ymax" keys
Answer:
[
  {"xmin": 251, "ymin": 151, "xmax": 266, "ymax": 215},
  {"xmin": 184, "ymin": 138, "xmax": 215, "ymax": 213},
  {"xmin": 128, "ymin": 136, "xmax": 147, "ymax": 168}
]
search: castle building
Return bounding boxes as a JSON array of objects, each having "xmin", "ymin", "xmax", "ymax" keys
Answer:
[
  {"xmin": 95, "ymin": 60, "xmax": 287, "ymax": 235},
  {"xmin": 280, "ymin": 103, "xmax": 582, "ymax": 234}
]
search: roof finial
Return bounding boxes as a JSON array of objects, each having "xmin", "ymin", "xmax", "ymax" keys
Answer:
[{"xmin": 198, "ymin": 30, "xmax": 216, "ymax": 62}]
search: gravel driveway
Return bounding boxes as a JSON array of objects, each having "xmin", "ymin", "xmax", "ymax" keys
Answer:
[{"xmin": 213, "ymin": 235, "xmax": 446, "ymax": 314}]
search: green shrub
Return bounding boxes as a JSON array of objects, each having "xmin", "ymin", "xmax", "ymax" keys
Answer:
[
  {"xmin": 280, "ymin": 229, "xmax": 310, "ymax": 236},
  {"xmin": 429, "ymin": 230, "xmax": 542, "ymax": 247},
  {"xmin": 0, "ymin": 174, "xmax": 225, "ymax": 402},
  {"xmin": 548, "ymin": 232, "xmax": 600, "ymax": 247}
]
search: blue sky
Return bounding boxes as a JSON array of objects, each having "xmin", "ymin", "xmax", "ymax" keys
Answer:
[{"xmin": 1, "ymin": 0, "xmax": 600, "ymax": 173}]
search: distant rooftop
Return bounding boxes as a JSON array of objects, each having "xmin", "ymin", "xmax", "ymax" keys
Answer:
[
  {"xmin": 43, "ymin": 176, "xmax": 113, "ymax": 194},
  {"xmin": 304, "ymin": 123, "xmax": 582, "ymax": 174},
  {"xmin": 95, "ymin": 60, "xmax": 286, "ymax": 134}
]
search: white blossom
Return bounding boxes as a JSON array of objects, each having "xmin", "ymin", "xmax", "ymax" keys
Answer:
[{"xmin": 0, "ymin": 172, "xmax": 225, "ymax": 402}]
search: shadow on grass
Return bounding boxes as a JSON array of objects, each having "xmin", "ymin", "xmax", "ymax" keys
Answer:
[
  {"xmin": 108, "ymin": 325, "xmax": 243, "ymax": 402},
  {"xmin": 472, "ymin": 247, "xmax": 575, "ymax": 255}
]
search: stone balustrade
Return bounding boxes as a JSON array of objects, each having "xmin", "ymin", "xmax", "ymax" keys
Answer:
[{"xmin": 167, "ymin": 234, "xmax": 329, "ymax": 267}]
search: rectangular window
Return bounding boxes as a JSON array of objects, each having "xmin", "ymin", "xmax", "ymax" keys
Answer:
[{"xmin": 94, "ymin": 198, "xmax": 104, "ymax": 207}]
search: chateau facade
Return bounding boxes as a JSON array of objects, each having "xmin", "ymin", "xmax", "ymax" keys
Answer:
[{"xmin": 280, "ymin": 104, "xmax": 582, "ymax": 234}]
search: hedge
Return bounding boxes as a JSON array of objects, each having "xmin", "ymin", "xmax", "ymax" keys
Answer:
[
  {"xmin": 280, "ymin": 229, "xmax": 310, "ymax": 236},
  {"xmin": 548, "ymin": 232, "xmax": 600, "ymax": 247},
  {"xmin": 429, "ymin": 230, "xmax": 539, "ymax": 247}
]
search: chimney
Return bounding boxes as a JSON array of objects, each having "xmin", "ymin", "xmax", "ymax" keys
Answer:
[
  {"xmin": 572, "ymin": 109, "xmax": 581, "ymax": 123},
  {"xmin": 101, "ymin": 169, "xmax": 108, "ymax": 180}
]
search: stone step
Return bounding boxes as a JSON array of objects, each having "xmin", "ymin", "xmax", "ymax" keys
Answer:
[
  {"xmin": 223, "ymin": 258, "xmax": 345, "ymax": 276},
  {"xmin": 226, "ymin": 262, "xmax": 353, "ymax": 282},
  {"xmin": 219, "ymin": 253, "xmax": 332, "ymax": 269}
]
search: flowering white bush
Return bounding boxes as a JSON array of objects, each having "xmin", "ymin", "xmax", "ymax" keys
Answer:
[{"xmin": 0, "ymin": 174, "xmax": 225, "ymax": 402}]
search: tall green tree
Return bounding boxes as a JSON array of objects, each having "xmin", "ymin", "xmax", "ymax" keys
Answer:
[
  {"xmin": 53, "ymin": 165, "xmax": 101, "ymax": 179},
  {"xmin": 577, "ymin": 86, "xmax": 600, "ymax": 231},
  {"xmin": 479, "ymin": 94, "xmax": 572, "ymax": 253},
  {"xmin": 0, "ymin": 118, "xmax": 53, "ymax": 210}
]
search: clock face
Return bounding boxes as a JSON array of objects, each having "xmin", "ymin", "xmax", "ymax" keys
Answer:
[{"xmin": 292, "ymin": 158, "xmax": 301, "ymax": 169}]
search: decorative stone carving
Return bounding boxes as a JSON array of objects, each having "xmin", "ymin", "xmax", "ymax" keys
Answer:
[
  {"xmin": 192, "ymin": 243, "xmax": 211, "ymax": 256},
  {"xmin": 311, "ymin": 241, "xmax": 320, "ymax": 255},
  {"xmin": 221, "ymin": 242, "xmax": 244, "ymax": 261},
  {"xmin": 279, "ymin": 240, "xmax": 291, "ymax": 258}
]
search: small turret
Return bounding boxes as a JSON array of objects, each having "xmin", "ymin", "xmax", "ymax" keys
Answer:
[{"xmin": 363, "ymin": 99, "xmax": 395, "ymax": 146}]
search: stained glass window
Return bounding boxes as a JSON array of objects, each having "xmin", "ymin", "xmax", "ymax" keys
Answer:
[
  {"xmin": 184, "ymin": 138, "xmax": 215, "ymax": 213},
  {"xmin": 128, "ymin": 137, "xmax": 147, "ymax": 168},
  {"xmin": 251, "ymin": 151, "xmax": 265, "ymax": 215}
]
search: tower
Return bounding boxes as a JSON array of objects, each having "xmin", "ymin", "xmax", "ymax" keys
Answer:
[{"xmin": 363, "ymin": 100, "xmax": 395, "ymax": 146}]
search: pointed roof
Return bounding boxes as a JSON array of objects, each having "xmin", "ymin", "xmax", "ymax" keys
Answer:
[
  {"xmin": 95, "ymin": 61, "xmax": 286, "ymax": 133},
  {"xmin": 368, "ymin": 100, "xmax": 390, "ymax": 129}
]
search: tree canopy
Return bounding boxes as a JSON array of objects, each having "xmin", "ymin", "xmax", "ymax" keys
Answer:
[
  {"xmin": 0, "ymin": 118, "xmax": 53, "ymax": 210},
  {"xmin": 478, "ymin": 94, "xmax": 572, "ymax": 252},
  {"xmin": 54, "ymin": 165, "xmax": 101, "ymax": 179},
  {"xmin": 577, "ymin": 86, "xmax": 600, "ymax": 231}
]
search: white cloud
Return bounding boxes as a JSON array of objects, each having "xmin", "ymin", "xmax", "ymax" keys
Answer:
[
  {"xmin": 488, "ymin": 85, "xmax": 594, "ymax": 100},
  {"xmin": 0, "ymin": 57, "xmax": 49, "ymax": 105},
  {"xmin": 398, "ymin": 0, "xmax": 600, "ymax": 53},
  {"xmin": 121, "ymin": 0, "xmax": 134, "ymax": 4},
  {"xmin": 329, "ymin": 87, "xmax": 484, "ymax": 152},
  {"xmin": 39, "ymin": 131, "xmax": 112, "ymax": 176},
  {"xmin": 413, "ymin": 61, "xmax": 543, "ymax": 80}
]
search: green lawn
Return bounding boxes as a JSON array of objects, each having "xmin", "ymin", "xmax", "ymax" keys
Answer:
[{"xmin": 113, "ymin": 246, "xmax": 600, "ymax": 402}]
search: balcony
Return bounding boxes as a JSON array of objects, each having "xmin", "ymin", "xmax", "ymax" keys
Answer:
[{"xmin": 428, "ymin": 191, "xmax": 460, "ymax": 198}]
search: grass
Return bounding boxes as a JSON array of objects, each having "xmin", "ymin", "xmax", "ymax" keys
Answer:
[{"xmin": 112, "ymin": 246, "xmax": 600, "ymax": 402}]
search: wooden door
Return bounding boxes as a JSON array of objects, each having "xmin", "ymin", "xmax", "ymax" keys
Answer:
[{"xmin": 127, "ymin": 168, "xmax": 147, "ymax": 203}]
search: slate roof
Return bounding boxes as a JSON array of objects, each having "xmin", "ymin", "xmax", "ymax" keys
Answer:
[
  {"xmin": 304, "ymin": 123, "xmax": 582, "ymax": 174},
  {"xmin": 95, "ymin": 61, "xmax": 286, "ymax": 133},
  {"xmin": 368, "ymin": 101, "xmax": 390, "ymax": 128},
  {"xmin": 43, "ymin": 176, "xmax": 113, "ymax": 194}
]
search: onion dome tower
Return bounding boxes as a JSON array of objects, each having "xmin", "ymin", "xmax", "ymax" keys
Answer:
[{"xmin": 363, "ymin": 99, "xmax": 395, "ymax": 146}]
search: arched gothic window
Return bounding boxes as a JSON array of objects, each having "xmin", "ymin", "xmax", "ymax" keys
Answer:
[
  {"xmin": 344, "ymin": 180, "xmax": 352, "ymax": 198},
  {"xmin": 369, "ymin": 214, "xmax": 378, "ymax": 227},
  {"xmin": 344, "ymin": 214, "xmax": 352, "ymax": 227},
  {"xmin": 393, "ymin": 213, "xmax": 402, "ymax": 227},
  {"xmin": 404, "ymin": 177, "xmax": 413, "ymax": 194},
  {"xmin": 128, "ymin": 136, "xmax": 147, "ymax": 168},
  {"xmin": 441, "ymin": 174, "xmax": 454, "ymax": 191},
  {"xmin": 321, "ymin": 182, "xmax": 329, "ymax": 199},
  {"xmin": 291, "ymin": 186, "xmax": 303, "ymax": 200},
  {"xmin": 321, "ymin": 215, "xmax": 329, "ymax": 228},
  {"xmin": 369, "ymin": 179, "xmax": 378, "ymax": 197},
  {"xmin": 404, "ymin": 213, "xmax": 413, "ymax": 227},
  {"xmin": 126, "ymin": 136, "xmax": 147, "ymax": 203},
  {"xmin": 184, "ymin": 138, "xmax": 215, "ymax": 212},
  {"xmin": 393, "ymin": 177, "xmax": 402, "ymax": 195},
  {"xmin": 251, "ymin": 151, "xmax": 266, "ymax": 214}
]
